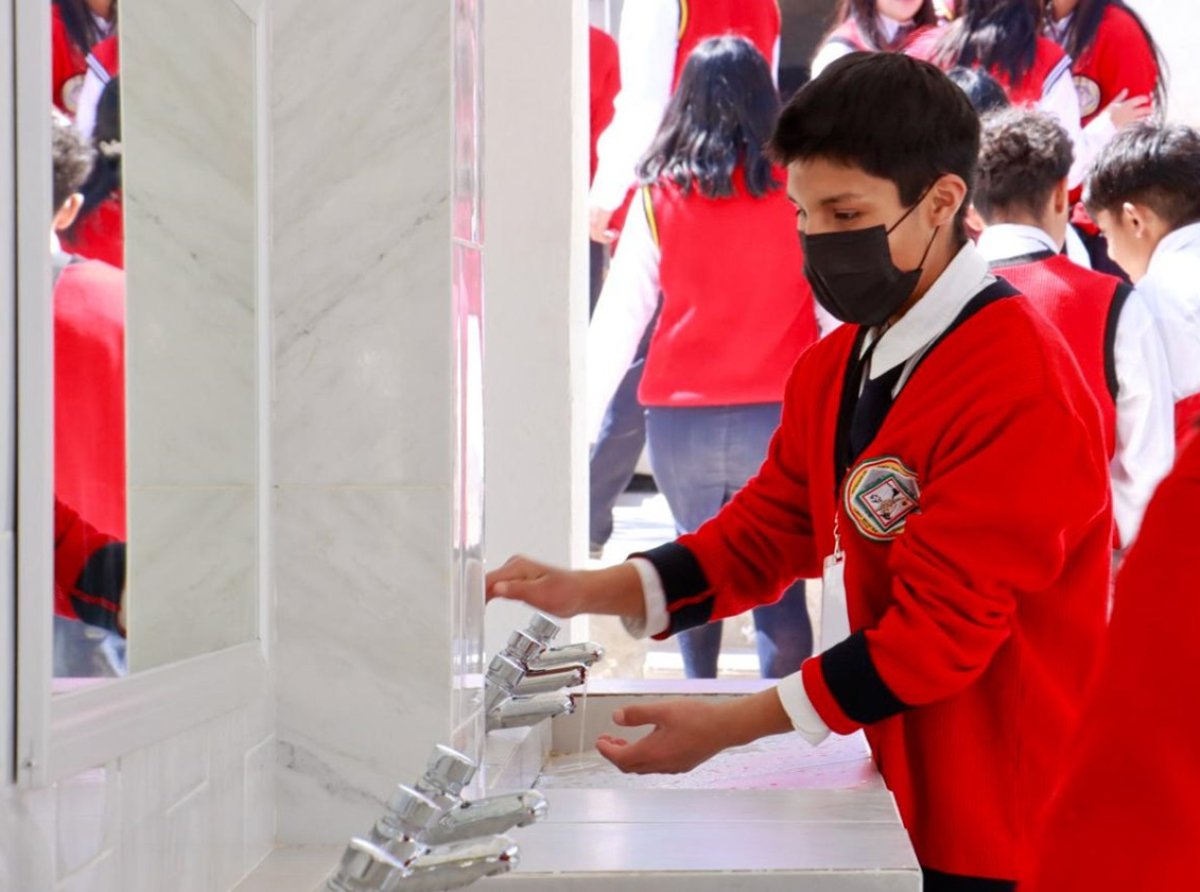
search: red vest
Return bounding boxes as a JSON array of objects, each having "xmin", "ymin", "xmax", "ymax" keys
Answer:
[
  {"xmin": 1176, "ymin": 394, "xmax": 1200, "ymax": 451},
  {"xmin": 638, "ymin": 169, "xmax": 818, "ymax": 408},
  {"xmin": 673, "ymin": 0, "xmax": 781, "ymax": 88},
  {"xmin": 54, "ymin": 259, "xmax": 126, "ymax": 541},
  {"xmin": 589, "ymin": 27, "xmax": 620, "ymax": 184},
  {"xmin": 907, "ymin": 27, "xmax": 1069, "ymax": 106},
  {"xmin": 991, "ymin": 253, "xmax": 1126, "ymax": 459}
]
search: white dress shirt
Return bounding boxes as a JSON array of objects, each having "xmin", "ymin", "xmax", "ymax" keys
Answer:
[
  {"xmin": 590, "ymin": 1, "xmax": 781, "ymax": 213},
  {"xmin": 624, "ymin": 243, "xmax": 995, "ymax": 746},
  {"xmin": 1135, "ymin": 223, "xmax": 1200, "ymax": 402},
  {"xmin": 587, "ymin": 193, "xmax": 660, "ymax": 442},
  {"xmin": 978, "ymin": 223, "xmax": 1174, "ymax": 543}
]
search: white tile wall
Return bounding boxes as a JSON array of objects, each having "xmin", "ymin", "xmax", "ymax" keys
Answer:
[
  {"xmin": 271, "ymin": 0, "xmax": 487, "ymax": 846},
  {"xmin": 0, "ymin": 700, "xmax": 273, "ymax": 892}
]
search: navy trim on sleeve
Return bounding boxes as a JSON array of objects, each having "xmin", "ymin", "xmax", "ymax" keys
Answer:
[
  {"xmin": 1104, "ymin": 282, "xmax": 1132, "ymax": 402},
  {"xmin": 921, "ymin": 868, "xmax": 1016, "ymax": 892},
  {"xmin": 632, "ymin": 542, "xmax": 716, "ymax": 634},
  {"xmin": 632, "ymin": 542, "xmax": 709, "ymax": 605},
  {"xmin": 820, "ymin": 630, "xmax": 909, "ymax": 725},
  {"xmin": 70, "ymin": 542, "xmax": 125, "ymax": 634}
]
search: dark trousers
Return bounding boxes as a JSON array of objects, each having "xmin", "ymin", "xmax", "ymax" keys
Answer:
[{"xmin": 645, "ymin": 403, "xmax": 813, "ymax": 679}]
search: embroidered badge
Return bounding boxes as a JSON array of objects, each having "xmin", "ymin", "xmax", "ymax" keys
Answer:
[
  {"xmin": 844, "ymin": 457, "xmax": 921, "ymax": 542},
  {"xmin": 1074, "ymin": 75, "xmax": 1102, "ymax": 119}
]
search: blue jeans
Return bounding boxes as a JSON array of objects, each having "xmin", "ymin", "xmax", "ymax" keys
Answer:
[
  {"xmin": 588, "ymin": 315, "xmax": 656, "ymax": 550},
  {"xmin": 646, "ymin": 403, "xmax": 813, "ymax": 679}
]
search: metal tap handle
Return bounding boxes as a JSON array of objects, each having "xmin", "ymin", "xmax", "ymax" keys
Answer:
[
  {"xmin": 502, "ymin": 629, "xmax": 545, "ymax": 665},
  {"xmin": 420, "ymin": 745, "xmax": 477, "ymax": 798},
  {"xmin": 485, "ymin": 653, "xmax": 527, "ymax": 712},
  {"xmin": 383, "ymin": 784, "xmax": 442, "ymax": 836},
  {"xmin": 327, "ymin": 838, "xmax": 407, "ymax": 892},
  {"xmin": 524, "ymin": 613, "xmax": 561, "ymax": 645}
]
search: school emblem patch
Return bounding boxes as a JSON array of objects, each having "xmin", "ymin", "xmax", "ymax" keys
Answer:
[
  {"xmin": 1074, "ymin": 75, "xmax": 1102, "ymax": 119},
  {"xmin": 844, "ymin": 457, "xmax": 921, "ymax": 542}
]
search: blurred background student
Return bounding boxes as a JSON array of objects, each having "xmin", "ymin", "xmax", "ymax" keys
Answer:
[
  {"xmin": 811, "ymin": 0, "xmax": 937, "ymax": 78},
  {"xmin": 51, "ymin": 0, "xmax": 116, "ymax": 116},
  {"xmin": 588, "ymin": 0, "xmax": 782, "ymax": 560},
  {"xmin": 588, "ymin": 37, "xmax": 818, "ymax": 679}
]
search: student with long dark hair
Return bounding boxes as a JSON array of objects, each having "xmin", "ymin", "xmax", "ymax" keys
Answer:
[
  {"xmin": 61, "ymin": 75, "xmax": 123, "ymax": 269},
  {"xmin": 811, "ymin": 0, "xmax": 938, "ymax": 77},
  {"xmin": 51, "ymin": 0, "xmax": 116, "ymax": 115},
  {"xmin": 588, "ymin": 36, "xmax": 818, "ymax": 680},
  {"xmin": 1047, "ymin": 0, "xmax": 1163, "ymax": 272},
  {"xmin": 907, "ymin": 0, "xmax": 1089, "ymax": 185}
]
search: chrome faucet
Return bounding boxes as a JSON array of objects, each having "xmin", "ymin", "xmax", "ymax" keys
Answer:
[
  {"xmin": 527, "ymin": 640, "xmax": 605, "ymax": 671},
  {"xmin": 487, "ymin": 691, "xmax": 575, "ymax": 731},
  {"xmin": 378, "ymin": 750, "xmax": 548, "ymax": 845},
  {"xmin": 326, "ymin": 834, "xmax": 518, "ymax": 892}
]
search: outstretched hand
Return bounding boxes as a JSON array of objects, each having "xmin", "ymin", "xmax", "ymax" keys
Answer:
[
  {"xmin": 485, "ymin": 555, "xmax": 590, "ymax": 617},
  {"xmin": 595, "ymin": 700, "xmax": 733, "ymax": 775}
]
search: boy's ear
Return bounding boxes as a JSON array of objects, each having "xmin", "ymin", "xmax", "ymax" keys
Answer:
[
  {"xmin": 1052, "ymin": 179, "xmax": 1071, "ymax": 215},
  {"xmin": 52, "ymin": 193, "xmax": 84, "ymax": 234},
  {"xmin": 927, "ymin": 174, "xmax": 969, "ymax": 228}
]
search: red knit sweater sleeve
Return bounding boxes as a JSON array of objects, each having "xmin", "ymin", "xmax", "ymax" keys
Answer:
[
  {"xmin": 804, "ymin": 321, "xmax": 1112, "ymax": 733},
  {"xmin": 637, "ymin": 346, "xmax": 827, "ymax": 638}
]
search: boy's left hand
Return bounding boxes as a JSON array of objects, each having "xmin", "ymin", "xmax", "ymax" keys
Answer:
[{"xmin": 595, "ymin": 700, "xmax": 733, "ymax": 775}]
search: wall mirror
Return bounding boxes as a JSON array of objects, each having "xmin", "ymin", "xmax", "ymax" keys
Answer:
[{"xmin": 15, "ymin": 0, "xmax": 267, "ymax": 784}]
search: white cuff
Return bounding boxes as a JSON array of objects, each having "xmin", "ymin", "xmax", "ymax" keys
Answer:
[
  {"xmin": 777, "ymin": 672, "xmax": 832, "ymax": 746},
  {"xmin": 620, "ymin": 557, "xmax": 670, "ymax": 639}
]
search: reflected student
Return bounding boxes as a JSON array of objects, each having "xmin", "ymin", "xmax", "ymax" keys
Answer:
[
  {"xmin": 488, "ymin": 54, "xmax": 1111, "ymax": 891},
  {"xmin": 50, "ymin": 110, "xmax": 127, "ymax": 677}
]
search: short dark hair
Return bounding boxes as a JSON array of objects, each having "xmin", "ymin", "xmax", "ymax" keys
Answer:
[
  {"xmin": 974, "ymin": 108, "xmax": 1072, "ymax": 222},
  {"xmin": 769, "ymin": 52, "xmax": 980, "ymax": 240},
  {"xmin": 946, "ymin": 66, "xmax": 1010, "ymax": 115},
  {"xmin": 638, "ymin": 36, "xmax": 780, "ymax": 199},
  {"xmin": 51, "ymin": 109, "xmax": 93, "ymax": 212},
  {"xmin": 1084, "ymin": 122, "xmax": 1200, "ymax": 230}
]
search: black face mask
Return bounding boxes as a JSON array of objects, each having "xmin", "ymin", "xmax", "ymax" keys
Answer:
[{"xmin": 801, "ymin": 187, "xmax": 940, "ymax": 327}]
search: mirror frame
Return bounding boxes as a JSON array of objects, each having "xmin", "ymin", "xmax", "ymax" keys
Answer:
[{"xmin": 11, "ymin": 0, "xmax": 272, "ymax": 788}]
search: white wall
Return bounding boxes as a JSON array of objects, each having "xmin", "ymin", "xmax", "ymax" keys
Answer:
[
  {"xmin": 270, "ymin": 0, "xmax": 487, "ymax": 845},
  {"xmin": 1130, "ymin": 1, "xmax": 1200, "ymax": 126},
  {"xmin": 482, "ymin": 0, "xmax": 589, "ymax": 657}
]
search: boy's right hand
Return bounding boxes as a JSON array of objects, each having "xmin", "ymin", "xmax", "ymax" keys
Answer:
[{"xmin": 485, "ymin": 556, "xmax": 645, "ymax": 621}]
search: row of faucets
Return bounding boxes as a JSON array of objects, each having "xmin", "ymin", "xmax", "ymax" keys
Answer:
[
  {"xmin": 485, "ymin": 612, "xmax": 604, "ymax": 731},
  {"xmin": 325, "ymin": 614, "xmax": 604, "ymax": 891}
]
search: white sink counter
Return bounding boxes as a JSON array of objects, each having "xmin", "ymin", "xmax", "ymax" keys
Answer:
[{"xmin": 235, "ymin": 685, "xmax": 919, "ymax": 890}]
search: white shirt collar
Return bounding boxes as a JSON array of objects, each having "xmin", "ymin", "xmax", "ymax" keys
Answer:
[
  {"xmin": 867, "ymin": 242, "xmax": 994, "ymax": 376},
  {"xmin": 1048, "ymin": 11, "xmax": 1073, "ymax": 44},
  {"xmin": 878, "ymin": 13, "xmax": 905, "ymax": 43},
  {"xmin": 1147, "ymin": 222, "xmax": 1200, "ymax": 276},
  {"xmin": 976, "ymin": 224, "xmax": 1060, "ymax": 264}
]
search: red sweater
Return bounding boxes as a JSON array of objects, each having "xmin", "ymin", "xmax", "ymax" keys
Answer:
[
  {"xmin": 991, "ymin": 253, "xmax": 1128, "ymax": 460},
  {"xmin": 51, "ymin": 4, "xmax": 87, "ymax": 115},
  {"xmin": 54, "ymin": 497, "xmax": 124, "ymax": 631},
  {"xmin": 907, "ymin": 28, "xmax": 1070, "ymax": 106},
  {"xmin": 1023, "ymin": 429, "xmax": 1200, "ymax": 891},
  {"xmin": 589, "ymin": 27, "xmax": 620, "ymax": 184},
  {"xmin": 1069, "ymin": 4, "xmax": 1159, "ymax": 124},
  {"xmin": 642, "ymin": 288, "xmax": 1111, "ymax": 881},
  {"xmin": 638, "ymin": 172, "xmax": 818, "ymax": 408},
  {"xmin": 673, "ymin": 0, "xmax": 780, "ymax": 88},
  {"xmin": 54, "ymin": 259, "xmax": 126, "ymax": 541}
]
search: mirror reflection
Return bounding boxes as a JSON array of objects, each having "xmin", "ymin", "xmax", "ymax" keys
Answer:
[
  {"xmin": 50, "ymin": 0, "xmax": 126, "ymax": 679},
  {"xmin": 46, "ymin": 0, "xmax": 261, "ymax": 684}
]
